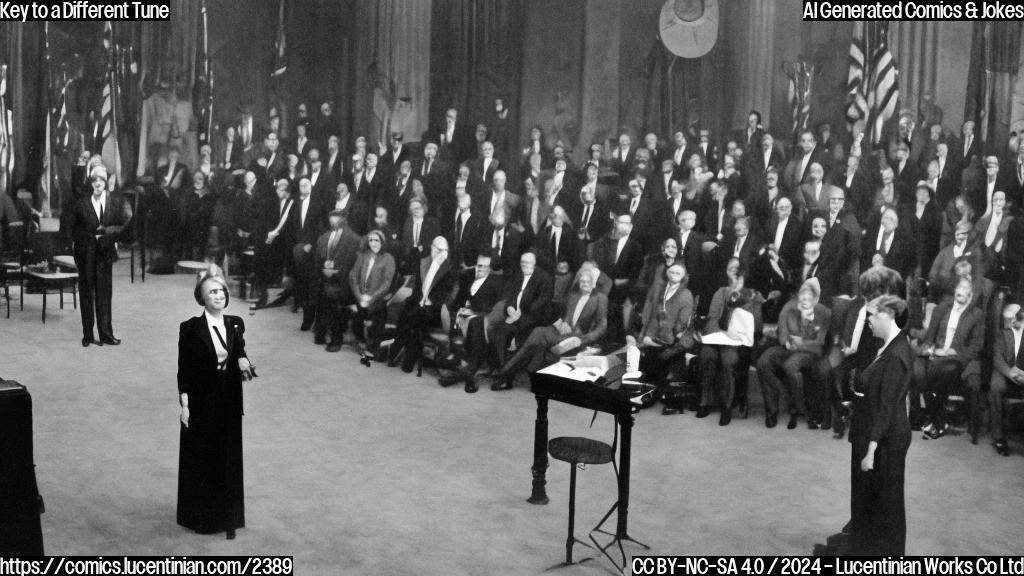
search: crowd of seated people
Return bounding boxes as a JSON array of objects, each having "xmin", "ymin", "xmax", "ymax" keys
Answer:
[{"xmin": 117, "ymin": 100, "xmax": 1024, "ymax": 457}]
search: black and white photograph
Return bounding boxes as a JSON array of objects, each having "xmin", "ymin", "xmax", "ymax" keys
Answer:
[{"xmin": 1, "ymin": 1, "xmax": 1024, "ymax": 573}]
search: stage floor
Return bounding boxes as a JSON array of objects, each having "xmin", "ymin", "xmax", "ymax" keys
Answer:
[{"xmin": 3, "ymin": 262, "xmax": 1023, "ymax": 574}]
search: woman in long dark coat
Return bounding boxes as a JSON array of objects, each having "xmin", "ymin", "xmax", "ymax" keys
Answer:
[
  {"xmin": 178, "ymin": 271, "xmax": 255, "ymax": 539},
  {"xmin": 847, "ymin": 294, "xmax": 912, "ymax": 555}
]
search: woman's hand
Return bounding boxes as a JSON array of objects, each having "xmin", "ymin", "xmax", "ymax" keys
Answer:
[
  {"xmin": 180, "ymin": 406, "xmax": 189, "ymax": 428},
  {"xmin": 238, "ymin": 357, "xmax": 254, "ymax": 380}
]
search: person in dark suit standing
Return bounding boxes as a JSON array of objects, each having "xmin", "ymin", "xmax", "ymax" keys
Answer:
[
  {"xmin": 288, "ymin": 178, "xmax": 327, "ymax": 330},
  {"xmin": 65, "ymin": 170, "xmax": 133, "ymax": 346},
  {"xmin": 491, "ymin": 266, "xmax": 608, "ymax": 389},
  {"xmin": 573, "ymin": 183, "xmax": 609, "ymax": 247},
  {"xmin": 534, "ymin": 206, "xmax": 578, "ymax": 276},
  {"xmin": 379, "ymin": 132, "xmax": 411, "ymax": 183},
  {"xmin": 783, "ymin": 130, "xmax": 828, "ymax": 193},
  {"xmin": 251, "ymin": 132, "xmax": 286, "ymax": 186},
  {"xmin": 843, "ymin": 294, "xmax": 912, "ymax": 556},
  {"xmin": 445, "ymin": 192, "xmax": 485, "ymax": 269},
  {"xmin": 481, "ymin": 204, "xmax": 523, "ymax": 276},
  {"xmin": 313, "ymin": 211, "xmax": 361, "ymax": 352},
  {"xmin": 432, "ymin": 108, "xmax": 475, "ymax": 165},
  {"xmin": 398, "ymin": 197, "xmax": 441, "ymax": 274},
  {"xmin": 835, "ymin": 155, "xmax": 873, "ymax": 223},
  {"xmin": 177, "ymin": 270, "xmax": 255, "ymax": 540},
  {"xmin": 958, "ymin": 120, "xmax": 982, "ymax": 169}
]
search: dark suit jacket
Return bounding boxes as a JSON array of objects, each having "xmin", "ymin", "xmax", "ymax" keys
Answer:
[
  {"xmin": 993, "ymin": 327, "xmax": 1023, "ymax": 380},
  {"xmin": 399, "ymin": 216, "xmax": 441, "ymax": 263},
  {"xmin": 481, "ymin": 225, "xmax": 523, "ymax": 274},
  {"xmin": 155, "ymin": 162, "xmax": 189, "ymax": 194},
  {"xmin": 608, "ymin": 146, "xmax": 636, "ymax": 181},
  {"xmin": 288, "ymin": 196, "xmax": 327, "ymax": 248},
  {"xmin": 589, "ymin": 233, "xmax": 645, "ymax": 287},
  {"xmin": 921, "ymin": 302, "xmax": 984, "ymax": 363},
  {"xmin": 252, "ymin": 151, "xmax": 287, "ymax": 185},
  {"xmin": 721, "ymin": 234, "xmax": 763, "ymax": 270},
  {"xmin": 783, "ymin": 148, "xmax": 829, "ymax": 192},
  {"xmin": 177, "ymin": 314, "xmax": 248, "ymax": 426},
  {"xmin": 860, "ymin": 225, "xmax": 917, "ymax": 279},
  {"xmin": 452, "ymin": 270, "xmax": 504, "ymax": 314},
  {"xmin": 348, "ymin": 250, "xmax": 397, "ymax": 310},
  {"xmin": 849, "ymin": 334, "xmax": 912, "ymax": 452},
  {"xmin": 497, "ymin": 268, "xmax": 554, "ymax": 330},
  {"xmin": 764, "ymin": 216, "xmax": 803, "ymax": 270},
  {"xmin": 411, "ymin": 256, "xmax": 458, "ymax": 310},
  {"xmin": 834, "ymin": 169, "xmax": 873, "ymax": 221},
  {"xmin": 572, "ymin": 200, "xmax": 610, "ymax": 244},
  {"xmin": 534, "ymin": 224, "xmax": 579, "ymax": 274},
  {"xmin": 67, "ymin": 192, "xmax": 133, "ymax": 266},
  {"xmin": 445, "ymin": 211, "xmax": 487, "ymax": 268},
  {"xmin": 314, "ymin": 228, "xmax": 361, "ymax": 300},
  {"xmin": 380, "ymin": 145, "xmax": 412, "ymax": 180},
  {"xmin": 470, "ymin": 157, "xmax": 501, "ymax": 186}
]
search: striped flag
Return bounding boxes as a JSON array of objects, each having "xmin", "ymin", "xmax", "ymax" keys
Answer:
[
  {"xmin": 866, "ymin": 34, "xmax": 899, "ymax": 145},
  {"xmin": 845, "ymin": 22, "xmax": 868, "ymax": 131},
  {"xmin": 97, "ymin": 21, "xmax": 123, "ymax": 184},
  {"xmin": 787, "ymin": 61, "xmax": 813, "ymax": 142},
  {"xmin": 194, "ymin": 0, "xmax": 214, "ymax": 144},
  {"xmin": 54, "ymin": 78, "xmax": 70, "ymax": 151},
  {"xmin": 0, "ymin": 64, "xmax": 14, "ymax": 197}
]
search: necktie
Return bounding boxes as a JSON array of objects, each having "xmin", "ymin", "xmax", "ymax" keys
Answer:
[
  {"xmin": 583, "ymin": 204, "xmax": 592, "ymax": 229},
  {"xmin": 212, "ymin": 326, "xmax": 229, "ymax": 370},
  {"xmin": 328, "ymin": 231, "xmax": 339, "ymax": 254},
  {"xmin": 413, "ymin": 221, "xmax": 421, "ymax": 247},
  {"xmin": 363, "ymin": 256, "xmax": 374, "ymax": 288},
  {"xmin": 550, "ymin": 231, "xmax": 558, "ymax": 258},
  {"xmin": 99, "ymin": 201, "xmax": 105, "ymax": 223},
  {"xmin": 630, "ymin": 198, "xmax": 638, "ymax": 215},
  {"xmin": 455, "ymin": 215, "xmax": 464, "ymax": 244}
]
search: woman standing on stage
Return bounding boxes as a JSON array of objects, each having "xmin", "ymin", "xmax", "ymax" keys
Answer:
[
  {"xmin": 177, "ymin": 270, "xmax": 255, "ymax": 540},
  {"xmin": 848, "ymin": 294, "xmax": 912, "ymax": 555}
]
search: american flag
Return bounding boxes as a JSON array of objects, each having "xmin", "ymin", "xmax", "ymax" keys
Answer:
[
  {"xmin": 54, "ymin": 78, "xmax": 70, "ymax": 151},
  {"xmin": 866, "ymin": 32, "xmax": 899, "ymax": 145},
  {"xmin": 194, "ymin": 0, "xmax": 214, "ymax": 145},
  {"xmin": 845, "ymin": 22, "xmax": 868, "ymax": 132},
  {"xmin": 96, "ymin": 21, "xmax": 123, "ymax": 183},
  {"xmin": 0, "ymin": 64, "xmax": 13, "ymax": 197},
  {"xmin": 788, "ymin": 61, "xmax": 813, "ymax": 142}
]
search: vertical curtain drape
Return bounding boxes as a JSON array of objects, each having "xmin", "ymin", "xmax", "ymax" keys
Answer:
[
  {"xmin": 356, "ymin": 0, "xmax": 431, "ymax": 148},
  {"xmin": 728, "ymin": 0, "xmax": 776, "ymax": 130},
  {"xmin": 890, "ymin": 21, "xmax": 939, "ymax": 125},
  {"xmin": 1, "ymin": 22, "xmax": 45, "ymax": 198},
  {"xmin": 965, "ymin": 21, "xmax": 1023, "ymax": 154},
  {"xmin": 429, "ymin": 0, "xmax": 526, "ymax": 142}
]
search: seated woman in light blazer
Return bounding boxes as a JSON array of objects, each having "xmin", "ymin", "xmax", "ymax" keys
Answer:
[{"xmin": 348, "ymin": 229, "xmax": 397, "ymax": 365}]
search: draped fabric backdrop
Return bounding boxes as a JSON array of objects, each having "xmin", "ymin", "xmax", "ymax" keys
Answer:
[
  {"xmin": 1, "ymin": 23, "xmax": 46, "ymax": 197},
  {"xmin": 429, "ymin": 0, "xmax": 526, "ymax": 143},
  {"xmin": 356, "ymin": 0, "xmax": 431, "ymax": 148},
  {"xmin": 891, "ymin": 21, "xmax": 939, "ymax": 125},
  {"xmin": 965, "ymin": 21, "xmax": 1023, "ymax": 154},
  {"xmin": 728, "ymin": 0, "xmax": 777, "ymax": 130}
]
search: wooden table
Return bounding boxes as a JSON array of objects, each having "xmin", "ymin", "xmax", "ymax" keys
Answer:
[{"xmin": 25, "ymin": 271, "xmax": 78, "ymax": 323}]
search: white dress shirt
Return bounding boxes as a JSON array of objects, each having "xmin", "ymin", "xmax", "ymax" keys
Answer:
[
  {"xmin": 421, "ymin": 258, "xmax": 443, "ymax": 306},
  {"xmin": 92, "ymin": 192, "xmax": 107, "ymax": 222},
  {"xmin": 571, "ymin": 293, "xmax": 590, "ymax": 328},
  {"xmin": 985, "ymin": 212, "xmax": 1003, "ymax": 247},
  {"xmin": 942, "ymin": 304, "xmax": 967, "ymax": 349},
  {"xmin": 516, "ymin": 274, "xmax": 532, "ymax": 309},
  {"xmin": 774, "ymin": 218, "xmax": 788, "ymax": 250},
  {"xmin": 204, "ymin": 311, "xmax": 229, "ymax": 366},
  {"xmin": 876, "ymin": 228, "xmax": 894, "ymax": 254}
]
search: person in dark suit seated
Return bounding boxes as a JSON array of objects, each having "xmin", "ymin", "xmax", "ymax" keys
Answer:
[
  {"xmin": 823, "ymin": 187, "xmax": 864, "ymax": 298},
  {"xmin": 911, "ymin": 279, "xmax": 984, "ymax": 440},
  {"xmin": 491, "ymin": 266, "xmax": 608, "ymax": 390},
  {"xmin": 312, "ymin": 211, "xmax": 361, "ymax": 352},
  {"xmin": 481, "ymin": 203, "xmax": 523, "ymax": 276},
  {"xmin": 615, "ymin": 178, "xmax": 658, "ymax": 254},
  {"xmin": 861, "ymin": 206, "xmax": 917, "ymax": 279},
  {"xmin": 634, "ymin": 263, "xmax": 695, "ymax": 413},
  {"xmin": 534, "ymin": 205, "xmax": 578, "ymax": 276},
  {"xmin": 928, "ymin": 221, "xmax": 975, "ymax": 304},
  {"xmin": 748, "ymin": 166, "xmax": 787, "ymax": 233},
  {"xmin": 696, "ymin": 277, "xmax": 760, "ymax": 426},
  {"xmin": 398, "ymin": 196, "xmax": 440, "ymax": 275},
  {"xmin": 349, "ymin": 230, "xmax": 397, "ymax": 364},
  {"xmin": 720, "ymin": 216, "xmax": 761, "ymax": 271},
  {"xmin": 842, "ymin": 294, "xmax": 912, "ymax": 556},
  {"xmin": 756, "ymin": 278, "xmax": 832, "ymax": 430},
  {"xmin": 439, "ymin": 253, "xmax": 505, "ymax": 392},
  {"xmin": 64, "ymin": 169, "xmax": 133, "ymax": 346},
  {"xmin": 177, "ymin": 270, "xmax": 255, "ymax": 541},
  {"xmin": 180, "ymin": 171, "xmax": 218, "ymax": 261},
  {"xmin": 590, "ymin": 210, "xmax": 645, "ymax": 346},
  {"xmin": 990, "ymin": 303, "xmax": 1024, "ymax": 456},
  {"xmin": 633, "ymin": 236, "xmax": 683, "ymax": 313},
  {"xmin": 486, "ymin": 251, "xmax": 554, "ymax": 386},
  {"xmin": 387, "ymin": 236, "xmax": 458, "ymax": 373},
  {"xmin": 445, "ymin": 192, "xmax": 485, "ymax": 270}
]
